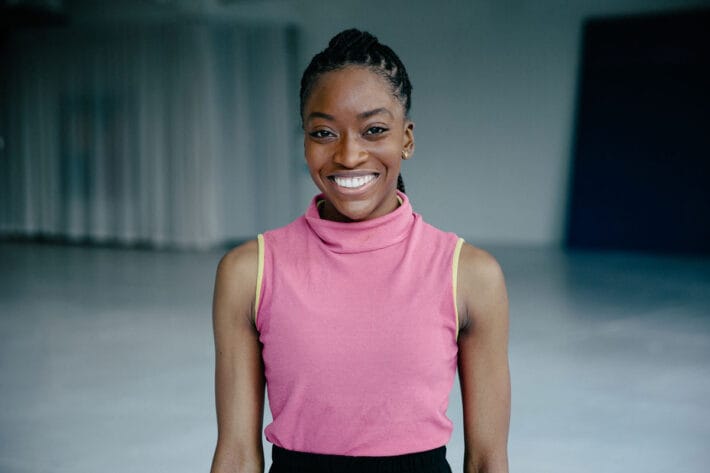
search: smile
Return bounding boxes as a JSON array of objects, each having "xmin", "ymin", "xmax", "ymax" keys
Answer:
[{"xmin": 329, "ymin": 173, "xmax": 378, "ymax": 189}]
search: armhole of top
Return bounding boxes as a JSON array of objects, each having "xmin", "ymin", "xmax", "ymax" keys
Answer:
[
  {"xmin": 452, "ymin": 237, "xmax": 465, "ymax": 341},
  {"xmin": 254, "ymin": 234, "xmax": 265, "ymax": 326}
]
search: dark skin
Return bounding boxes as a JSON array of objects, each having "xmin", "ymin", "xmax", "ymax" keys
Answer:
[{"xmin": 210, "ymin": 66, "xmax": 510, "ymax": 473}]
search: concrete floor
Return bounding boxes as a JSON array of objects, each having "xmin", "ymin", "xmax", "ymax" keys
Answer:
[{"xmin": 1, "ymin": 241, "xmax": 708, "ymax": 472}]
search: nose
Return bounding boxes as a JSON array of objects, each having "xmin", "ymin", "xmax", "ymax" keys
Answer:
[{"xmin": 333, "ymin": 132, "xmax": 367, "ymax": 168}]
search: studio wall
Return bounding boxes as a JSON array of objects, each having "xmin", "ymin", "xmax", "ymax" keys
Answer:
[
  {"xmin": 292, "ymin": 0, "xmax": 707, "ymax": 246},
  {"xmin": 3, "ymin": 0, "xmax": 706, "ymax": 247}
]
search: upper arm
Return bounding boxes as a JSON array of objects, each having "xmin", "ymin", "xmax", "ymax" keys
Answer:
[
  {"xmin": 211, "ymin": 240, "xmax": 266, "ymax": 473},
  {"xmin": 456, "ymin": 243, "xmax": 510, "ymax": 473}
]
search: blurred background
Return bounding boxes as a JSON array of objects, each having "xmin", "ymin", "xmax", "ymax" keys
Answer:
[{"xmin": 1, "ymin": 1, "xmax": 708, "ymax": 472}]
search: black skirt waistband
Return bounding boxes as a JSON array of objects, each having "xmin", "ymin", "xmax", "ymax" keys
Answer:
[{"xmin": 270, "ymin": 444, "xmax": 450, "ymax": 473}]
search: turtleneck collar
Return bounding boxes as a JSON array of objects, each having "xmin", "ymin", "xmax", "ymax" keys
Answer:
[{"xmin": 304, "ymin": 191, "xmax": 415, "ymax": 254}]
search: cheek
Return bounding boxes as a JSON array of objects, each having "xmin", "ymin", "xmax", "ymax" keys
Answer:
[
  {"xmin": 303, "ymin": 143, "xmax": 326, "ymax": 179},
  {"xmin": 373, "ymin": 137, "xmax": 404, "ymax": 164},
  {"xmin": 303, "ymin": 139, "xmax": 318, "ymax": 162}
]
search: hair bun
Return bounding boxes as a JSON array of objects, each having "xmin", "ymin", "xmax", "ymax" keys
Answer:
[{"xmin": 328, "ymin": 28, "xmax": 379, "ymax": 55}]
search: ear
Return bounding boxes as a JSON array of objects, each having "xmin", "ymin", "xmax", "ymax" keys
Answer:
[{"xmin": 402, "ymin": 120, "xmax": 415, "ymax": 160}]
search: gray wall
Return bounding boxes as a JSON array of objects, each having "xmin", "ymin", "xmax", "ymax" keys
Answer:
[
  {"xmin": 63, "ymin": 0, "xmax": 708, "ymax": 246},
  {"xmin": 290, "ymin": 0, "xmax": 706, "ymax": 246}
]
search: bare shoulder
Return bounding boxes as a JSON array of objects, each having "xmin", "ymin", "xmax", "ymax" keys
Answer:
[
  {"xmin": 458, "ymin": 242, "xmax": 504, "ymax": 284},
  {"xmin": 217, "ymin": 239, "xmax": 259, "ymax": 280},
  {"xmin": 214, "ymin": 239, "xmax": 260, "ymax": 326},
  {"xmin": 457, "ymin": 242, "xmax": 508, "ymax": 332}
]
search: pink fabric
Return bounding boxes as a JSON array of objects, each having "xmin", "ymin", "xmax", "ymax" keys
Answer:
[{"xmin": 256, "ymin": 191, "xmax": 460, "ymax": 456}]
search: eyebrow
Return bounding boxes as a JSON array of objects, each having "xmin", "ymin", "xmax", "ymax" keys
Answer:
[
  {"xmin": 357, "ymin": 107, "xmax": 394, "ymax": 120},
  {"xmin": 306, "ymin": 111, "xmax": 335, "ymax": 122},
  {"xmin": 305, "ymin": 107, "xmax": 394, "ymax": 123}
]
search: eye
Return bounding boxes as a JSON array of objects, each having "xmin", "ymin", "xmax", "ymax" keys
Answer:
[
  {"xmin": 309, "ymin": 129, "xmax": 335, "ymax": 139},
  {"xmin": 365, "ymin": 126, "xmax": 388, "ymax": 136}
]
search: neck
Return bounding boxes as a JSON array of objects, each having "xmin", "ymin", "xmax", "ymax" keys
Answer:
[{"xmin": 317, "ymin": 194, "xmax": 402, "ymax": 222}]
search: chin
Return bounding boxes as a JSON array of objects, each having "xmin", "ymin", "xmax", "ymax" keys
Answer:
[{"xmin": 331, "ymin": 200, "xmax": 373, "ymax": 222}]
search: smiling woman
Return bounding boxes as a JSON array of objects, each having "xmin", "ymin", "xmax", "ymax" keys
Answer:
[{"xmin": 211, "ymin": 29, "xmax": 510, "ymax": 473}]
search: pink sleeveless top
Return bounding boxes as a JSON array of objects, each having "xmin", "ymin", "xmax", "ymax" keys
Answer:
[{"xmin": 255, "ymin": 191, "xmax": 464, "ymax": 456}]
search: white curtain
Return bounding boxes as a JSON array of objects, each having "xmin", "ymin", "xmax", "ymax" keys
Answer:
[{"xmin": 0, "ymin": 24, "xmax": 301, "ymax": 248}]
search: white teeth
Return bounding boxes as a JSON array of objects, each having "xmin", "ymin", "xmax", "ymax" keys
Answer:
[{"xmin": 333, "ymin": 174, "xmax": 376, "ymax": 188}]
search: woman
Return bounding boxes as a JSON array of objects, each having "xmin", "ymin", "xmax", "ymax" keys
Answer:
[{"xmin": 211, "ymin": 29, "xmax": 510, "ymax": 473}]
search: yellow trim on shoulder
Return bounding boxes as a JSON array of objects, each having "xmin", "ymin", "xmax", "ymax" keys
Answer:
[
  {"xmin": 452, "ymin": 238, "xmax": 465, "ymax": 341},
  {"xmin": 254, "ymin": 234, "xmax": 265, "ymax": 325}
]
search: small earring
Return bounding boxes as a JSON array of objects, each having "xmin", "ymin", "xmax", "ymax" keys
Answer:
[{"xmin": 402, "ymin": 150, "xmax": 409, "ymax": 159}]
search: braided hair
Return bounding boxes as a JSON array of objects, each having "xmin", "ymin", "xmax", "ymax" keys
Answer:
[{"xmin": 300, "ymin": 29, "xmax": 412, "ymax": 194}]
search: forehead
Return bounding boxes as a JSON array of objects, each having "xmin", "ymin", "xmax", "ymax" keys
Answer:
[{"xmin": 305, "ymin": 66, "xmax": 401, "ymax": 116}]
